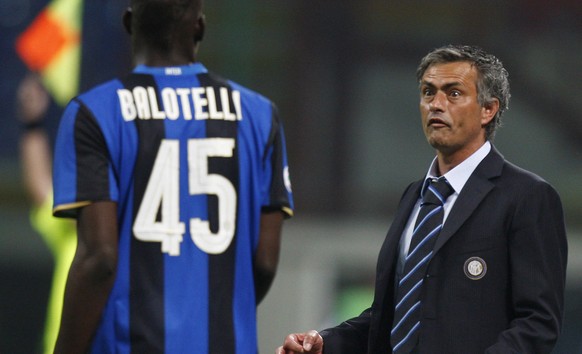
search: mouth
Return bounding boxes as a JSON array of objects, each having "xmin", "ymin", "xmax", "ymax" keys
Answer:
[{"xmin": 427, "ymin": 117, "xmax": 449, "ymax": 128}]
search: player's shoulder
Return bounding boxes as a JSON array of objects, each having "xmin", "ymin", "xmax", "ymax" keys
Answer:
[
  {"xmin": 58, "ymin": 78, "xmax": 127, "ymax": 132},
  {"xmin": 69, "ymin": 77, "xmax": 125, "ymax": 116},
  {"xmin": 77, "ymin": 77, "xmax": 124, "ymax": 102}
]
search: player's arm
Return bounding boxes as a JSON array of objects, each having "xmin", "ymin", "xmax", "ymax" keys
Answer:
[
  {"xmin": 254, "ymin": 210, "xmax": 284, "ymax": 305},
  {"xmin": 254, "ymin": 104, "xmax": 293, "ymax": 304},
  {"xmin": 54, "ymin": 201, "xmax": 118, "ymax": 354}
]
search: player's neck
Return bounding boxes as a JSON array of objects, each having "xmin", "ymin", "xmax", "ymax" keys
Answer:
[{"xmin": 132, "ymin": 47, "xmax": 196, "ymax": 67}]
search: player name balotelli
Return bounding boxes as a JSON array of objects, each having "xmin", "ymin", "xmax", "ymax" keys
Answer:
[{"xmin": 117, "ymin": 85, "xmax": 243, "ymax": 122}]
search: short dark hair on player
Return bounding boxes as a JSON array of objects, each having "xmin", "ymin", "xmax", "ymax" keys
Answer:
[
  {"xmin": 131, "ymin": 0, "xmax": 202, "ymax": 52},
  {"xmin": 416, "ymin": 45, "xmax": 511, "ymax": 141}
]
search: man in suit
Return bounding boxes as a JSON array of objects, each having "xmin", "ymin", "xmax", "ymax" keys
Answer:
[{"xmin": 276, "ymin": 45, "xmax": 568, "ymax": 353}]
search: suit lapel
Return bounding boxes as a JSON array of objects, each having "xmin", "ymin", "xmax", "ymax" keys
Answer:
[
  {"xmin": 374, "ymin": 181, "xmax": 422, "ymax": 311},
  {"xmin": 433, "ymin": 146, "xmax": 505, "ymax": 254},
  {"xmin": 386, "ymin": 181, "xmax": 423, "ymax": 251}
]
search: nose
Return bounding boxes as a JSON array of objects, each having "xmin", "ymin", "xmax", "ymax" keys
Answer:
[{"xmin": 429, "ymin": 91, "xmax": 446, "ymax": 111}]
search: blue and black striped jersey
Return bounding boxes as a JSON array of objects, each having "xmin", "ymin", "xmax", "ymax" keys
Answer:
[{"xmin": 53, "ymin": 63, "xmax": 293, "ymax": 353}]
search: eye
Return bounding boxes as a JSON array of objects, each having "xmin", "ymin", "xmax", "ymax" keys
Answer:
[
  {"xmin": 449, "ymin": 90, "xmax": 461, "ymax": 98},
  {"xmin": 421, "ymin": 87, "xmax": 434, "ymax": 97}
]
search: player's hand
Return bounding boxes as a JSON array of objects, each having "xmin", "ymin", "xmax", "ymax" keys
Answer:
[{"xmin": 275, "ymin": 330, "xmax": 323, "ymax": 354}]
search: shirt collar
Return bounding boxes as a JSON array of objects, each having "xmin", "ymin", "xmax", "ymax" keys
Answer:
[
  {"xmin": 133, "ymin": 62, "xmax": 208, "ymax": 76},
  {"xmin": 425, "ymin": 141, "xmax": 491, "ymax": 195}
]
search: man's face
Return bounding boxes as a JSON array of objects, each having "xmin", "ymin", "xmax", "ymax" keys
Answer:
[{"xmin": 419, "ymin": 61, "xmax": 494, "ymax": 159}]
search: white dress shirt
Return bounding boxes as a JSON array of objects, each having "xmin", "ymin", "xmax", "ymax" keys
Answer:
[{"xmin": 396, "ymin": 141, "xmax": 492, "ymax": 275}]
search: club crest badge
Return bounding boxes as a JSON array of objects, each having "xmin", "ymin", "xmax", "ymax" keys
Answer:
[{"xmin": 464, "ymin": 257, "xmax": 487, "ymax": 280}]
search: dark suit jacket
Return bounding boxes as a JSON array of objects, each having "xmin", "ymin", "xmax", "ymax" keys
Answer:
[{"xmin": 321, "ymin": 146, "xmax": 568, "ymax": 354}]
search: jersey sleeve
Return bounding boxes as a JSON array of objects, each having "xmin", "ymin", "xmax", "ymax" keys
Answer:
[
  {"xmin": 53, "ymin": 99, "xmax": 117, "ymax": 218},
  {"xmin": 261, "ymin": 104, "xmax": 294, "ymax": 217}
]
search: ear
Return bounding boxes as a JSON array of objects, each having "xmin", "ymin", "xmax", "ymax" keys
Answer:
[
  {"xmin": 122, "ymin": 7, "xmax": 132, "ymax": 35},
  {"xmin": 481, "ymin": 98, "xmax": 499, "ymax": 126},
  {"xmin": 194, "ymin": 14, "xmax": 206, "ymax": 42}
]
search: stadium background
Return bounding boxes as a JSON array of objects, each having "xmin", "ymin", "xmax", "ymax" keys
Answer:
[{"xmin": 0, "ymin": 0, "xmax": 580, "ymax": 352}]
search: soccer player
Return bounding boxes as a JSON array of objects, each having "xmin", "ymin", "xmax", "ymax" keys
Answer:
[{"xmin": 52, "ymin": 1, "xmax": 293, "ymax": 353}]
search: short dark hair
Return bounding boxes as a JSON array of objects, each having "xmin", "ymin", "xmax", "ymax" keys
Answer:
[
  {"xmin": 416, "ymin": 45, "xmax": 511, "ymax": 140},
  {"xmin": 131, "ymin": 0, "xmax": 201, "ymax": 52}
]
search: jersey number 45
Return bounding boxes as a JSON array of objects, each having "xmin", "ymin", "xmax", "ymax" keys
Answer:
[{"xmin": 133, "ymin": 138, "xmax": 236, "ymax": 256}]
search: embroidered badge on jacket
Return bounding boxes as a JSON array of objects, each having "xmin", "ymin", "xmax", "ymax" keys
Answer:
[{"xmin": 464, "ymin": 257, "xmax": 487, "ymax": 280}]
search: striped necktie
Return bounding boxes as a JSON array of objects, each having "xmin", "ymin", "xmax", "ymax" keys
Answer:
[{"xmin": 390, "ymin": 177, "xmax": 454, "ymax": 353}]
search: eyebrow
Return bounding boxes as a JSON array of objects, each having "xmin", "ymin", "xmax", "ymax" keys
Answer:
[{"xmin": 420, "ymin": 80, "xmax": 464, "ymax": 91}]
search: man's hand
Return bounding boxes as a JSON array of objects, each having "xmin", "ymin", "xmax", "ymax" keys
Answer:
[
  {"xmin": 17, "ymin": 73, "xmax": 49, "ymax": 124},
  {"xmin": 276, "ymin": 330, "xmax": 323, "ymax": 354}
]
